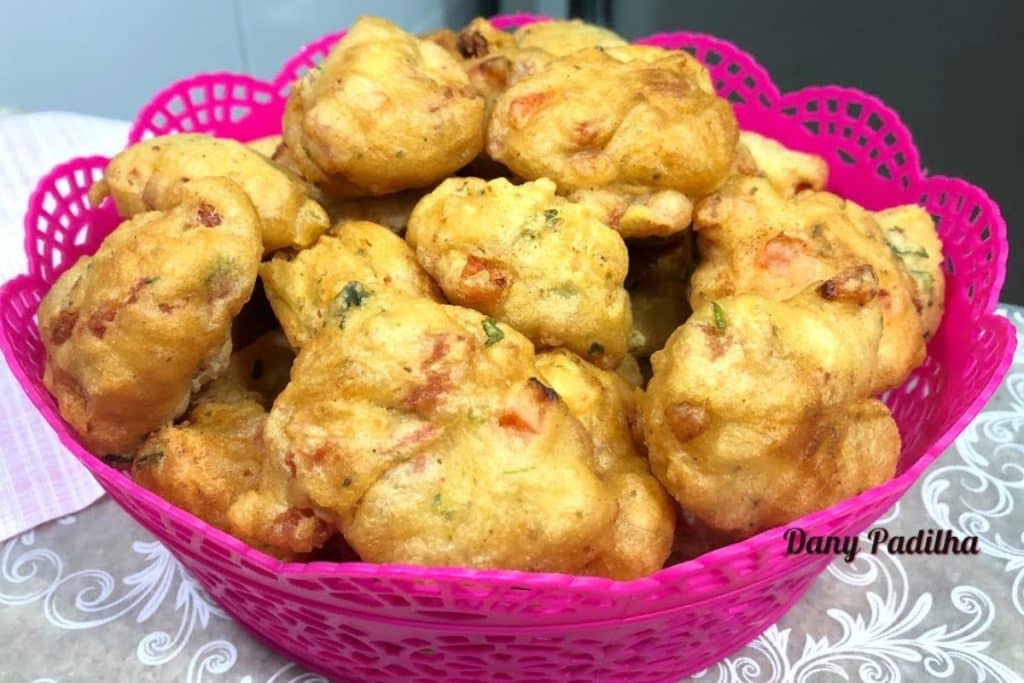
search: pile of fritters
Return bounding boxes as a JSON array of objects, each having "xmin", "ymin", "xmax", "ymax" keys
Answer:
[{"xmin": 37, "ymin": 16, "xmax": 945, "ymax": 577}]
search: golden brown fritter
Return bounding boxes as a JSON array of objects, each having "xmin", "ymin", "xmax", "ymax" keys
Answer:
[
  {"xmin": 455, "ymin": 17, "xmax": 623, "ymax": 114},
  {"xmin": 738, "ymin": 131, "xmax": 829, "ymax": 197},
  {"xmin": 89, "ymin": 134, "xmax": 329, "ymax": 253},
  {"xmin": 487, "ymin": 45, "xmax": 738, "ymax": 202},
  {"xmin": 407, "ymin": 177, "xmax": 632, "ymax": 368},
  {"xmin": 535, "ymin": 349, "xmax": 674, "ymax": 579},
  {"xmin": 265, "ymin": 291, "xmax": 619, "ymax": 573},
  {"xmin": 132, "ymin": 378, "xmax": 332, "ymax": 560},
  {"xmin": 282, "ymin": 17, "xmax": 485, "ymax": 198},
  {"xmin": 626, "ymin": 236, "xmax": 696, "ymax": 358},
  {"xmin": 691, "ymin": 175, "xmax": 925, "ymax": 392},
  {"xmin": 640, "ymin": 268, "xmax": 901, "ymax": 537},
  {"xmin": 875, "ymin": 204, "xmax": 946, "ymax": 339},
  {"xmin": 39, "ymin": 178, "xmax": 262, "ymax": 455},
  {"xmin": 261, "ymin": 220, "xmax": 442, "ymax": 349}
]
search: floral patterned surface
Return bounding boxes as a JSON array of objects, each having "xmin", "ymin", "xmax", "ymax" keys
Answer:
[{"xmin": 1, "ymin": 307, "xmax": 1022, "ymax": 683}]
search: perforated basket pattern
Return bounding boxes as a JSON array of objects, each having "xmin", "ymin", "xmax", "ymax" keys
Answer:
[{"xmin": 0, "ymin": 15, "xmax": 1015, "ymax": 682}]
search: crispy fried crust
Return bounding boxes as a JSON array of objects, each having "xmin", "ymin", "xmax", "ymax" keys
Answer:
[
  {"xmin": 260, "ymin": 220, "xmax": 443, "ymax": 349},
  {"xmin": 407, "ymin": 177, "xmax": 632, "ymax": 368},
  {"xmin": 536, "ymin": 349, "xmax": 674, "ymax": 579},
  {"xmin": 487, "ymin": 45, "xmax": 738, "ymax": 200},
  {"xmin": 133, "ymin": 378, "xmax": 333, "ymax": 560},
  {"xmin": 691, "ymin": 176, "xmax": 925, "ymax": 392},
  {"xmin": 39, "ymin": 178, "xmax": 262, "ymax": 455},
  {"xmin": 91, "ymin": 134, "xmax": 329, "ymax": 253},
  {"xmin": 282, "ymin": 17, "xmax": 485, "ymax": 198},
  {"xmin": 640, "ymin": 271, "xmax": 900, "ymax": 537},
  {"xmin": 264, "ymin": 291, "xmax": 620, "ymax": 573}
]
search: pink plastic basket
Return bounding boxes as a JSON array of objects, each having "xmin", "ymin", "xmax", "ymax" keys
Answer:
[{"xmin": 0, "ymin": 14, "xmax": 1015, "ymax": 682}]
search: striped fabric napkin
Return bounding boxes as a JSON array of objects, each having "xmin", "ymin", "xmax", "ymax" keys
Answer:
[{"xmin": 0, "ymin": 111, "xmax": 130, "ymax": 540}]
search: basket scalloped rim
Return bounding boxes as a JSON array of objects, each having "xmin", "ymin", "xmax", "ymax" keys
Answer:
[{"xmin": 0, "ymin": 12, "xmax": 1015, "ymax": 604}]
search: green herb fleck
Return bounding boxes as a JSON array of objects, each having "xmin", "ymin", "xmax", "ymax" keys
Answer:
[
  {"xmin": 205, "ymin": 256, "xmax": 235, "ymax": 286},
  {"xmin": 909, "ymin": 269, "xmax": 936, "ymax": 305},
  {"xmin": 549, "ymin": 283, "xmax": 577, "ymax": 299},
  {"xmin": 886, "ymin": 240, "xmax": 929, "ymax": 259},
  {"xmin": 482, "ymin": 317, "xmax": 504, "ymax": 346},
  {"xmin": 142, "ymin": 276, "xmax": 160, "ymax": 285},
  {"xmin": 587, "ymin": 342, "xmax": 605, "ymax": 357},
  {"xmin": 544, "ymin": 208, "xmax": 560, "ymax": 224},
  {"xmin": 711, "ymin": 302, "xmax": 727, "ymax": 334},
  {"xmin": 432, "ymin": 492, "xmax": 455, "ymax": 521},
  {"xmin": 502, "ymin": 467, "xmax": 536, "ymax": 475},
  {"xmin": 136, "ymin": 450, "xmax": 164, "ymax": 467},
  {"xmin": 331, "ymin": 281, "xmax": 373, "ymax": 328}
]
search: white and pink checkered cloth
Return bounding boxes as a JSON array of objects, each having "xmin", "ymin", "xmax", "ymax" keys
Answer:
[{"xmin": 0, "ymin": 112, "xmax": 130, "ymax": 540}]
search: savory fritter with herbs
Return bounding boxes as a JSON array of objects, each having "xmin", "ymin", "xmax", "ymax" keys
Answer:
[
  {"xmin": 407, "ymin": 176, "xmax": 632, "ymax": 368},
  {"xmin": 282, "ymin": 17, "xmax": 485, "ymax": 198},
  {"xmin": 90, "ymin": 133, "xmax": 330, "ymax": 253},
  {"xmin": 260, "ymin": 220, "xmax": 443, "ymax": 349},
  {"xmin": 487, "ymin": 44, "xmax": 737, "ymax": 238},
  {"xmin": 641, "ymin": 267, "xmax": 901, "ymax": 538},
  {"xmin": 535, "ymin": 349, "xmax": 674, "ymax": 579},
  {"xmin": 132, "ymin": 375, "xmax": 332, "ymax": 560},
  {"xmin": 39, "ymin": 178, "xmax": 262, "ymax": 455},
  {"xmin": 691, "ymin": 175, "xmax": 925, "ymax": 392},
  {"xmin": 265, "ymin": 290, "xmax": 621, "ymax": 573}
]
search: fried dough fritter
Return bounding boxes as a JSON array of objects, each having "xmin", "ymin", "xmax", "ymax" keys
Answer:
[
  {"xmin": 487, "ymin": 45, "xmax": 738, "ymax": 211},
  {"xmin": 640, "ymin": 267, "xmax": 901, "ymax": 538},
  {"xmin": 691, "ymin": 175, "xmax": 925, "ymax": 392},
  {"xmin": 265, "ymin": 291, "xmax": 620, "ymax": 573},
  {"xmin": 39, "ymin": 178, "xmax": 262, "ymax": 455},
  {"xmin": 874, "ymin": 204, "xmax": 946, "ymax": 339},
  {"xmin": 738, "ymin": 131, "xmax": 829, "ymax": 197},
  {"xmin": 260, "ymin": 220, "xmax": 442, "ymax": 349},
  {"xmin": 89, "ymin": 134, "xmax": 329, "ymax": 253},
  {"xmin": 407, "ymin": 177, "xmax": 632, "ymax": 368},
  {"xmin": 282, "ymin": 17, "xmax": 485, "ymax": 198},
  {"xmin": 455, "ymin": 17, "xmax": 624, "ymax": 112},
  {"xmin": 535, "ymin": 349, "xmax": 674, "ymax": 579},
  {"xmin": 132, "ymin": 377, "xmax": 332, "ymax": 560}
]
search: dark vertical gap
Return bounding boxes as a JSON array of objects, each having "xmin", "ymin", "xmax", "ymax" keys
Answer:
[{"xmin": 570, "ymin": 0, "xmax": 613, "ymax": 25}]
